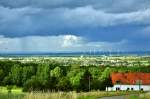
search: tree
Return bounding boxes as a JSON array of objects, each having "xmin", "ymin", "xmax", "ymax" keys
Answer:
[
  {"xmin": 56, "ymin": 77, "xmax": 72, "ymax": 91},
  {"xmin": 80, "ymin": 70, "xmax": 92, "ymax": 92},
  {"xmin": 3, "ymin": 76, "xmax": 12, "ymax": 85},
  {"xmin": 100, "ymin": 67, "xmax": 113, "ymax": 90},
  {"xmin": 67, "ymin": 69, "xmax": 84, "ymax": 91},
  {"xmin": 88, "ymin": 67, "xmax": 105, "ymax": 90},
  {"xmin": 50, "ymin": 66, "xmax": 62, "ymax": 78},
  {"xmin": 23, "ymin": 76, "xmax": 41, "ymax": 92},
  {"xmin": 49, "ymin": 66, "xmax": 63, "ymax": 91},
  {"xmin": 100, "ymin": 67, "xmax": 111, "ymax": 80},
  {"xmin": 9, "ymin": 65, "xmax": 23, "ymax": 86},
  {"xmin": 89, "ymin": 67, "xmax": 101, "ymax": 79},
  {"xmin": 91, "ymin": 79, "xmax": 105, "ymax": 90},
  {"xmin": 22, "ymin": 66, "xmax": 34, "ymax": 85},
  {"xmin": 0, "ymin": 69, "xmax": 4, "ymax": 85},
  {"xmin": 36, "ymin": 64, "xmax": 50, "ymax": 86}
]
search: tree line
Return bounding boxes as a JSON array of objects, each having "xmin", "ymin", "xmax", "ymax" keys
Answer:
[{"xmin": 0, "ymin": 60, "xmax": 150, "ymax": 92}]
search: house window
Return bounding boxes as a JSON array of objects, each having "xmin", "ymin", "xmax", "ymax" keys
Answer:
[
  {"xmin": 140, "ymin": 88, "xmax": 143, "ymax": 91},
  {"xmin": 116, "ymin": 87, "xmax": 120, "ymax": 91},
  {"xmin": 116, "ymin": 88, "xmax": 118, "ymax": 91},
  {"xmin": 127, "ymin": 88, "xmax": 130, "ymax": 91},
  {"xmin": 131, "ymin": 88, "xmax": 134, "ymax": 91}
]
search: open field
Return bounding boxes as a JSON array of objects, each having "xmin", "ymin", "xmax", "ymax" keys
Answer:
[{"xmin": 0, "ymin": 89, "xmax": 145, "ymax": 99}]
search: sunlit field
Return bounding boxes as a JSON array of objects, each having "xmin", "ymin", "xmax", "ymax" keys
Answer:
[
  {"xmin": 0, "ymin": 86, "xmax": 24, "ymax": 99},
  {"xmin": 0, "ymin": 86, "xmax": 22, "ymax": 94}
]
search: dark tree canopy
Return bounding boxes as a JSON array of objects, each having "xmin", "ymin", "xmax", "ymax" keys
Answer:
[{"xmin": 0, "ymin": 60, "xmax": 149, "ymax": 92}]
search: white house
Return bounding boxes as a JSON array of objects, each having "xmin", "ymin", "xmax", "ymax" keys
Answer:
[{"xmin": 108, "ymin": 72, "xmax": 150, "ymax": 91}]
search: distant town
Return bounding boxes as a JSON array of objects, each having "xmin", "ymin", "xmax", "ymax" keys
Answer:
[{"xmin": 0, "ymin": 55, "xmax": 150, "ymax": 67}]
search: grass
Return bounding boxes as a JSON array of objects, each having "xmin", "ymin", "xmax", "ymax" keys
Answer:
[
  {"xmin": 0, "ymin": 87, "xmax": 145, "ymax": 99},
  {"xmin": 0, "ymin": 86, "xmax": 22, "ymax": 94},
  {"xmin": 22, "ymin": 91, "xmax": 143, "ymax": 99},
  {"xmin": 127, "ymin": 92, "xmax": 150, "ymax": 99},
  {"xmin": 78, "ymin": 96, "xmax": 96, "ymax": 99},
  {"xmin": 77, "ymin": 91, "xmax": 142, "ymax": 99},
  {"xmin": 138, "ymin": 92, "xmax": 150, "ymax": 99},
  {"xmin": 0, "ymin": 86, "xmax": 25, "ymax": 99},
  {"xmin": 0, "ymin": 93, "xmax": 24, "ymax": 99},
  {"xmin": 128, "ymin": 96, "xmax": 139, "ymax": 99}
]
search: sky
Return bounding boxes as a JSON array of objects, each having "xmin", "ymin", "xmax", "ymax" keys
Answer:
[{"xmin": 0, "ymin": 0, "xmax": 150, "ymax": 52}]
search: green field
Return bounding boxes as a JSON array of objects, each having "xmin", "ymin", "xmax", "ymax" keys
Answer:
[
  {"xmin": 0, "ymin": 87, "xmax": 145, "ymax": 99},
  {"xmin": 0, "ymin": 86, "xmax": 24, "ymax": 99},
  {"xmin": 0, "ymin": 86, "xmax": 22, "ymax": 94},
  {"xmin": 0, "ymin": 94, "xmax": 24, "ymax": 99}
]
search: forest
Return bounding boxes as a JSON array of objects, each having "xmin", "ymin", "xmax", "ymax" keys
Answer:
[{"xmin": 0, "ymin": 60, "xmax": 150, "ymax": 92}]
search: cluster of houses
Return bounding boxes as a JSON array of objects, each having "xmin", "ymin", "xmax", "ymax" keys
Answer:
[{"xmin": 108, "ymin": 72, "xmax": 150, "ymax": 91}]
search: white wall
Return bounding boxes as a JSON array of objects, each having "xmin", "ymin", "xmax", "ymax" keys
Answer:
[{"xmin": 108, "ymin": 85, "xmax": 150, "ymax": 91}]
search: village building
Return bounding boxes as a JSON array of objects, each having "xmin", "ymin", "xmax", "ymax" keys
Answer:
[{"xmin": 108, "ymin": 72, "xmax": 150, "ymax": 91}]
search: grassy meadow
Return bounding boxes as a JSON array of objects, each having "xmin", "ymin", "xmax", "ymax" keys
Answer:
[
  {"xmin": 0, "ymin": 87, "xmax": 146, "ymax": 99},
  {"xmin": 0, "ymin": 86, "xmax": 24, "ymax": 99}
]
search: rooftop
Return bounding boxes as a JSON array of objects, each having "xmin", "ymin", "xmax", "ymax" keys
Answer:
[{"xmin": 111, "ymin": 72, "xmax": 150, "ymax": 85}]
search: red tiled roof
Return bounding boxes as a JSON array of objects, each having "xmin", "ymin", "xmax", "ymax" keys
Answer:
[{"xmin": 111, "ymin": 72, "xmax": 150, "ymax": 85}]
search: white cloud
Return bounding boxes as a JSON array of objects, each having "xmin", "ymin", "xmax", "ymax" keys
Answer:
[{"xmin": 62, "ymin": 35, "xmax": 82, "ymax": 47}]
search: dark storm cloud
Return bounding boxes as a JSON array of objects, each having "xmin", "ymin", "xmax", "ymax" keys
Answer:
[
  {"xmin": 0, "ymin": 0, "xmax": 150, "ymax": 12},
  {"xmin": 0, "ymin": 5, "xmax": 150, "ymax": 40},
  {"xmin": 0, "ymin": 0, "xmax": 150, "ymax": 51}
]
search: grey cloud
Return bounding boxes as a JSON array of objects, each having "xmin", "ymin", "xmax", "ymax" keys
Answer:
[
  {"xmin": 0, "ymin": 0, "xmax": 150, "ymax": 51},
  {"xmin": 0, "ymin": 0, "xmax": 150, "ymax": 13},
  {"xmin": 0, "ymin": 5, "xmax": 150, "ymax": 40},
  {"xmin": 0, "ymin": 0, "xmax": 83, "ymax": 9}
]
